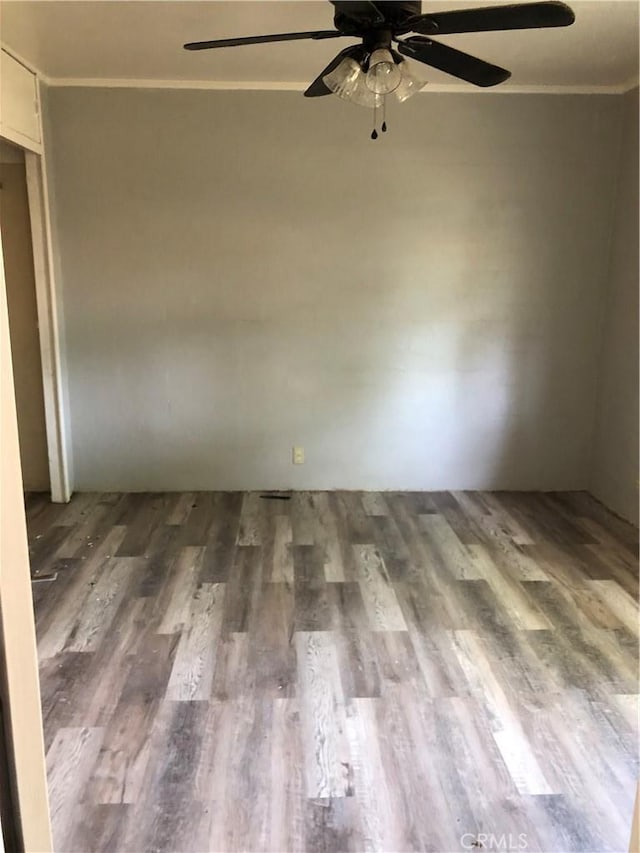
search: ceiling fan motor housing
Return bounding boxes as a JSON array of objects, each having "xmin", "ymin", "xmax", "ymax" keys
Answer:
[{"xmin": 332, "ymin": 1, "xmax": 422, "ymax": 37}]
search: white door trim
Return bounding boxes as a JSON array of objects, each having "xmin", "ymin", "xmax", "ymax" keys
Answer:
[
  {"xmin": 0, "ymin": 227, "xmax": 53, "ymax": 852},
  {"xmin": 23, "ymin": 148, "xmax": 71, "ymax": 502}
]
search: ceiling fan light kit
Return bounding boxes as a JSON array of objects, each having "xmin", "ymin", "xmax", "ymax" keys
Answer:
[
  {"xmin": 366, "ymin": 48, "xmax": 403, "ymax": 93},
  {"xmin": 184, "ymin": 0, "xmax": 576, "ymax": 139},
  {"xmin": 394, "ymin": 63, "xmax": 429, "ymax": 102},
  {"xmin": 323, "ymin": 56, "xmax": 383, "ymax": 106},
  {"xmin": 323, "ymin": 55, "xmax": 426, "ymax": 103}
]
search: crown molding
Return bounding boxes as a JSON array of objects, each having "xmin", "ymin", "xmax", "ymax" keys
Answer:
[
  {"xmin": 0, "ymin": 41, "xmax": 44, "ymax": 76},
  {"xmin": 619, "ymin": 76, "xmax": 640, "ymax": 93},
  {"xmin": 3, "ymin": 41, "xmax": 636, "ymax": 96},
  {"xmin": 41, "ymin": 76, "xmax": 638, "ymax": 95}
]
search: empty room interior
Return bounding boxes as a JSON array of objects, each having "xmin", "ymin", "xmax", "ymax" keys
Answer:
[{"xmin": 0, "ymin": 1, "xmax": 639, "ymax": 851}]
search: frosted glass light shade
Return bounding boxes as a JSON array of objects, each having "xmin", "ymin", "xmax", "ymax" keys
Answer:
[
  {"xmin": 394, "ymin": 61, "xmax": 427, "ymax": 102},
  {"xmin": 323, "ymin": 57, "xmax": 382, "ymax": 108},
  {"xmin": 366, "ymin": 48, "xmax": 402, "ymax": 94}
]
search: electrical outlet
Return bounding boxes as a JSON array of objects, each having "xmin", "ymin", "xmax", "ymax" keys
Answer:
[{"xmin": 292, "ymin": 446, "xmax": 305, "ymax": 465}]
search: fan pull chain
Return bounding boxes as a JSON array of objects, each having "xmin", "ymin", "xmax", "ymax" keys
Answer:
[
  {"xmin": 371, "ymin": 102, "xmax": 378, "ymax": 140},
  {"xmin": 381, "ymin": 95, "xmax": 387, "ymax": 133}
]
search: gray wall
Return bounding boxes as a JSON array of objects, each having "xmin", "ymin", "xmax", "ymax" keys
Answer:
[
  {"xmin": 590, "ymin": 88, "xmax": 639, "ymax": 522},
  {"xmin": 46, "ymin": 87, "xmax": 622, "ymax": 491}
]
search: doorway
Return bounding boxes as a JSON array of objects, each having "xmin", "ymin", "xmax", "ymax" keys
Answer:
[{"xmin": 0, "ymin": 139, "xmax": 50, "ymax": 494}]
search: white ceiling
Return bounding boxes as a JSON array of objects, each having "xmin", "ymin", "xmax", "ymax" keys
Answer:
[{"xmin": 1, "ymin": 0, "xmax": 638, "ymax": 91}]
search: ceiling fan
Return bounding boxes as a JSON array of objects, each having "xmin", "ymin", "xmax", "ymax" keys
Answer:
[{"xmin": 184, "ymin": 1, "xmax": 575, "ymax": 136}]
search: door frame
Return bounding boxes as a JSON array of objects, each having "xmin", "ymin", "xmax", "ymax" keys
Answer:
[
  {"xmin": 0, "ymin": 224, "xmax": 53, "ymax": 852},
  {"xmin": 1, "ymin": 50, "xmax": 72, "ymax": 502},
  {"xmin": 24, "ymin": 149, "xmax": 71, "ymax": 502}
]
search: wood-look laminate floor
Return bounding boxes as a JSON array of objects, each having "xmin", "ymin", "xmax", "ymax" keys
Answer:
[{"xmin": 26, "ymin": 490, "xmax": 639, "ymax": 853}]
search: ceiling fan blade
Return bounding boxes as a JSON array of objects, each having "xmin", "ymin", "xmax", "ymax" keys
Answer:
[
  {"xmin": 304, "ymin": 45, "xmax": 365, "ymax": 97},
  {"xmin": 406, "ymin": 2, "xmax": 575, "ymax": 36},
  {"xmin": 397, "ymin": 36, "xmax": 510, "ymax": 87},
  {"xmin": 184, "ymin": 30, "xmax": 343, "ymax": 51}
]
